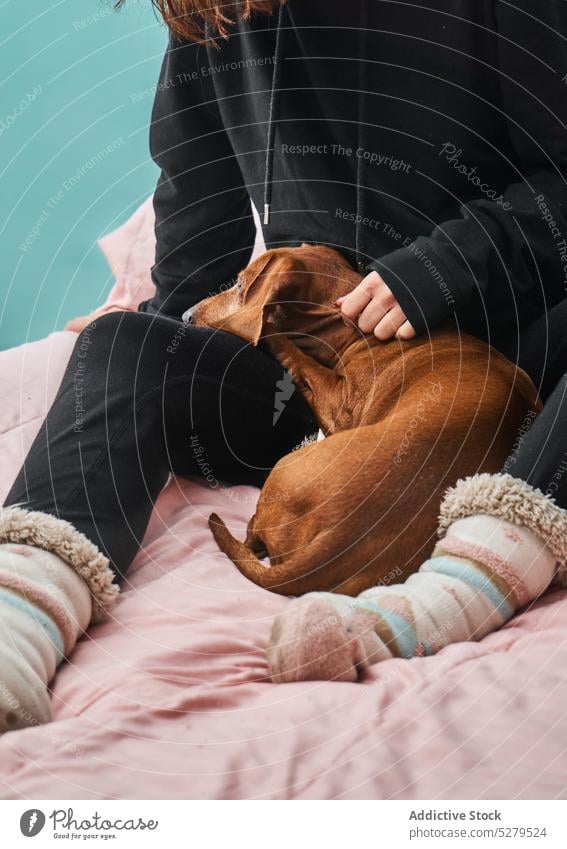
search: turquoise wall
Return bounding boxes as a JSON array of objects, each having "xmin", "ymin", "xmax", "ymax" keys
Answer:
[{"xmin": 0, "ymin": 1, "xmax": 166, "ymax": 350}]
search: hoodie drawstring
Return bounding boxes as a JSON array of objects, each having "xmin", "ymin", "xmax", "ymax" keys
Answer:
[
  {"xmin": 355, "ymin": 0, "xmax": 369, "ymax": 274},
  {"xmin": 263, "ymin": 1, "xmax": 286, "ymax": 225}
]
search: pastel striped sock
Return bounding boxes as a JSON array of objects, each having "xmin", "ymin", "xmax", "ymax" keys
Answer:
[
  {"xmin": 268, "ymin": 515, "xmax": 557, "ymax": 683},
  {"xmin": 0, "ymin": 544, "xmax": 92, "ymax": 732}
]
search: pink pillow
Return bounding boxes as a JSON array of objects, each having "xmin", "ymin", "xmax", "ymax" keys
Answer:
[
  {"xmin": 98, "ymin": 197, "xmax": 265, "ymax": 311},
  {"xmin": 98, "ymin": 196, "xmax": 156, "ymax": 310}
]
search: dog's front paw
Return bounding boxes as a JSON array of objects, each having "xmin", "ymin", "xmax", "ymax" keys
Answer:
[{"xmin": 267, "ymin": 598, "xmax": 362, "ymax": 684}]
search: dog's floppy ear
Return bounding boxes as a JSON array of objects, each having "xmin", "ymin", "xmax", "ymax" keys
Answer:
[{"xmin": 230, "ymin": 252, "xmax": 307, "ymax": 346}]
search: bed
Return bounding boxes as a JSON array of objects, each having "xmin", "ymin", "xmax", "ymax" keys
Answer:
[{"xmin": 1, "ymin": 199, "xmax": 566, "ymax": 800}]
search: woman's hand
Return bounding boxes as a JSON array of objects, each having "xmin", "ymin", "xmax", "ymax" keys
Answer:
[
  {"xmin": 65, "ymin": 304, "xmax": 134, "ymax": 334},
  {"xmin": 336, "ymin": 270, "xmax": 416, "ymax": 341}
]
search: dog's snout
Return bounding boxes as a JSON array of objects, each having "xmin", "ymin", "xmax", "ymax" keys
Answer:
[{"xmin": 182, "ymin": 305, "xmax": 195, "ymax": 325}]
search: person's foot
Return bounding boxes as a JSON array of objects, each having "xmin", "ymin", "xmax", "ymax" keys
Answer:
[
  {"xmin": 268, "ymin": 513, "xmax": 557, "ymax": 683},
  {"xmin": 267, "ymin": 595, "xmax": 393, "ymax": 683},
  {"xmin": 0, "ymin": 544, "xmax": 92, "ymax": 732},
  {"xmin": 0, "ymin": 613, "xmax": 53, "ymax": 731}
]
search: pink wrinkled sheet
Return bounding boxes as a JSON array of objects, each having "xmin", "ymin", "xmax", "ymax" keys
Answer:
[{"xmin": 1, "ymin": 198, "xmax": 567, "ymax": 800}]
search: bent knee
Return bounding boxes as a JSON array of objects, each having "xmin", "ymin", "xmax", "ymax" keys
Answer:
[
  {"xmin": 72, "ymin": 309, "xmax": 143, "ymax": 346},
  {"xmin": 69, "ymin": 309, "xmax": 206, "ymax": 386},
  {"xmin": 81, "ymin": 309, "xmax": 147, "ymax": 341},
  {"xmin": 69, "ymin": 310, "xmax": 170, "ymax": 383},
  {"xmin": 72, "ymin": 310, "xmax": 177, "ymax": 359}
]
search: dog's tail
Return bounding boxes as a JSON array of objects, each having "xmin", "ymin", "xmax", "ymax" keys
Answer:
[{"xmin": 209, "ymin": 513, "xmax": 315, "ymax": 595}]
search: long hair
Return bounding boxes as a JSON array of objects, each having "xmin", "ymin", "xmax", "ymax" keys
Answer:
[{"xmin": 117, "ymin": 1, "xmax": 282, "ymax": 42}]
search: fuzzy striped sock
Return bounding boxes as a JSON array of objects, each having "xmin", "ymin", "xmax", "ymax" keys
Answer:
[
  {"xmin": 268, "ymin": 515, "xmax": 557, "ymax": 683},
  {"xmin": 0, "ymin": 544, "xmax": 92, "ymax": 732}
]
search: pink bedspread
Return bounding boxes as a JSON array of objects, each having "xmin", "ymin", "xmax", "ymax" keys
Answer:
[{"xmin": 1, "ymin": 200, "xmax": 567, "ymax": 800}]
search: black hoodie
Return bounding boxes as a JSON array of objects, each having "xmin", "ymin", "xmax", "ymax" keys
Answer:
[{"xmin": 143, "ymin": 1, "xmax": 567, "ymax": 352}]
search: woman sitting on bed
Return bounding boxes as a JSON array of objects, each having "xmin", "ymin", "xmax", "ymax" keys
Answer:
[{"xmin": 1, "ymin": 0, "xmax": 567, "ymax": 728}]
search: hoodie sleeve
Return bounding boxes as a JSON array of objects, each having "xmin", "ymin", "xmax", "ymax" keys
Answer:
[
  {"xmin": 368, "ymin": 1, "xmax": 567, "ymax": 337},
  {"xmin": 138, "ymin": 35, "xmax": 255, "ymax": 317}
]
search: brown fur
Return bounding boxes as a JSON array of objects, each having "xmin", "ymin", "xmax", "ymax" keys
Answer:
[{"xmin": 192, "ymin": 244, "xmax": 539, "ymax": 596}]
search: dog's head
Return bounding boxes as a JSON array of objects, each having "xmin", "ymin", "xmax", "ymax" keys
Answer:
[{"xmin": 187, "ymin": 244, "xmax": 361, "ymax": 351}]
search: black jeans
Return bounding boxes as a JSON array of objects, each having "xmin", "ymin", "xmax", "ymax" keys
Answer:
[
  {"xmin": 4, "ymin": 311, "xmax": 317, "ymax": 581},
  {"xmin": 4, "ymin": 302, "xmax": 567, "ymax": 582},
  {"xmin": 507, "ymin": 299, "xmax": 567, "ymax": 507}
]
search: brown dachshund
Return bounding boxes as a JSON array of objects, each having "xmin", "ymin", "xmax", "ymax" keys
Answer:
[{"xmin": 190, "ymin": 244, "xmax": 539, "ymax": 596}]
